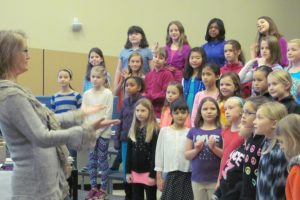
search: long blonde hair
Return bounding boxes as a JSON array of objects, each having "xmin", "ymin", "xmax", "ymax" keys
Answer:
[
  {"xmin": 258, "ymin": 102, "xmax": 288, "ymax": 153},
  {"xmin": 90, "ymin": 65, "xmax": 109, "ymax": 88},
  {"xmin": 268, "ymin": 69, "xmax": 292, "ymax": 94},
  {"xmin": 128, "ymin": 98, "xmax": 159, "ymax": 143},
  {"xmin": 276, "ymin": 114, "xmax": 300, "ymax": 160}
]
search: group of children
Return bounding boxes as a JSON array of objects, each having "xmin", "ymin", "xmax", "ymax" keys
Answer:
[{"xmin": 48, "ymin": 16, "xmax": 300, "ymax": 200}]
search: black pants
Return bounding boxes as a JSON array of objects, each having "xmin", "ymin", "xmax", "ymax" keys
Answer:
[
  {"xmin": 124, "ymin": 182, "xmax": 132, "ymax": 200},
  {"xmin": 132, "ymin": 183, "xmax": 157, "ymax": 200}
]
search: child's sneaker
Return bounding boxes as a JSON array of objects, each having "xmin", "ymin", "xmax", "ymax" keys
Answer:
[
  {"xmin": 85, "ymin": 188, "xmax": 98, "ymax": 200},
  {"xmin": 93, "ymin": 189, "xmax": 108, "ymax": 200}
]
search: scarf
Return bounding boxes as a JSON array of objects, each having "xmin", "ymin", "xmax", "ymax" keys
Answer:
[{"xmin": 0, "ymin": 80, "xmax": 70, "ymax": 177}]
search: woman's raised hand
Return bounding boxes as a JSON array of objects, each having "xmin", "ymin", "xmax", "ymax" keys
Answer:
[{"xmin": 92, "ymin": 118, "xmax": 120, "ymax": 130}]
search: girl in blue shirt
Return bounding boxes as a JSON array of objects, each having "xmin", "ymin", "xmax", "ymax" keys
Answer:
[
  {"xmin": 201, "ymin": 18, "xmax": 226, "ymax": 68},
  {"xmin": 51, "ymin": 68, "xmax": 82, "ymax": 167},
  {"xmin": 182, "ymin": 47, "xmax": 207, "ymax": 112}
]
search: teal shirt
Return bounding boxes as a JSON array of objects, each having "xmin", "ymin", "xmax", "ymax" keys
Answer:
[
  {"xmin": 287, "ymin": 67, "xmax": 300, "ymax": 104},
  {"xmin": 187, "ymin": 78, "xmax": 195, "ymax": 112}
]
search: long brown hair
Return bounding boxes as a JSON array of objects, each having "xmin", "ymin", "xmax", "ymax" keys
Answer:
[
  {"xmin": 261, "ymin": 36, "xmax": 281, "ymax": 65},
  {"xmin": 219, "ymin": 72, "xmax": 242, "ymax": 102},
  {"xmin": 225, "ymin": 39, "xmax": 245, "ymax": 64},
  {"xmin": 194, "ymin": 97, "xmax": 221, "ymax": 128},
  {"xmin": 162, "ymin": 81, "xmax": 184, "ymax": 114},
  {"xmin": 166, "ymin": 21, "xmax": 189, "ymax": 50},
  {"xmin": 256, "ymin": 16, "xmax": 282, "ymax": 57}
]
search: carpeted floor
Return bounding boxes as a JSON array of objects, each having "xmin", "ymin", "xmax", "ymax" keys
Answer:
[{"xmin": 78, "ymin": 189, "xmax": 125, "ymax": 200}]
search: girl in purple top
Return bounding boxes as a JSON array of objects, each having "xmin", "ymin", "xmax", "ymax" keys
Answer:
[
  {"xmin": 185, "ymin": 97, "xmax": 223, "ymax": 200},
  {"xmin": 144, "ymin": 47, "xmax": 175, "ymax": 118},
  {"xmin": 153, "ymin": 21, "xmax": 191, "ymax": 81},
  {"xmin": 251, "ymin": 16, "xmax": 288, "ymax": 67}
]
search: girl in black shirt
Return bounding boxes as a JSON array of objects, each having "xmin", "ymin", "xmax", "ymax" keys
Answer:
[{"xmin": 126, "ymin": 98, "xmax": 160, "ymax": 200}]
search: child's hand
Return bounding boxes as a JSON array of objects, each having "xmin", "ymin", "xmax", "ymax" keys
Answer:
[
  {"xmin": 121, "ymin": 69, "xmax": 129, "ymax": 79},
  {"xmin": 148, "ymin": 177, "xmax": 156, "ymax": 186},
  {"xmin": 157, "ymin": 177, "xmax": 165, "ymax": 191},
  {"xmin": 142, "ymin": 92, "xmax": 150, "ymax": 99},
  {"xmin": 257, "ymin": 57, "xmax": 266, "ymax": 66},
  {"xmin": 208, "ymin": 136, "xmax": 216, "ymax": 150},
  {"xmin": 152, "ymin": 42, "xmax": 159, "ymax": 53},
  {"xmin": 126, "ymin": 174, "xmax": 133, "ymax": 183},
  {"xmin": 166, "ymin": 65, "xmax": 176, "ymax": 72},
  {"xmin": 195, "ymin": 140, "xmax": 204, "ymax": 150}
]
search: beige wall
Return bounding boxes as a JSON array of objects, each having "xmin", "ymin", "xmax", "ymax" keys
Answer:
[
  {"xmin": 19, "ymin": 48, "xmax": 118, "ymax": 96},
  {"xmin": 1, "ymin": 0, "xmax": 299, "ymax": 58},
  {"xmin": 1, "ymin": 0, "xmax": 300, "ymax": 95}
]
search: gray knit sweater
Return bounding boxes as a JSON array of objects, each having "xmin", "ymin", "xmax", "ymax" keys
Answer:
[{"xmin": 0, "ymin": 80, "xmax": 95, "ymax": 200}]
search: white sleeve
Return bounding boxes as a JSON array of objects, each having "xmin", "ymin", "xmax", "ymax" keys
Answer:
[
  {"xmin": 155, "ymin": 128, "xmax": 165, "ymax": 172},
  {"xmin": 239, "ymin": 59, "xmax": 256, "ymax": 84}
]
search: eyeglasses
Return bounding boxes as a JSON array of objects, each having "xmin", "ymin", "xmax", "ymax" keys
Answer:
[
  {"xmin": 21, "ymin": 49, "xmax": 29, "ymax": 55},
  {"xmin": 242, "ymin": 110, "xmax": 256, "ymax": 116}
]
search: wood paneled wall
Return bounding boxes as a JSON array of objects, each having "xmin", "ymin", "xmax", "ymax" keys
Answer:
[{"xmin": 18, "ymin": 48, "xmax": 118, "ymax": 96}]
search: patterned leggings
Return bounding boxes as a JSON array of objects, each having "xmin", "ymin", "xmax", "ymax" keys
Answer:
[{"xmin": 88, "ymin": 137, "xmax": 109, "ymax": 190}]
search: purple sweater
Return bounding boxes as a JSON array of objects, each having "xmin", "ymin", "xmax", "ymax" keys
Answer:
[
  {"xmin": 278, "ymin": 36, "xmax": 288, "ymax": 67},
  {"xmin": 115, "ymin": 93, "xmax": 143, "ymax": 143},
  {"xmin": 165, "ymin": 44, "xmax": 191, "ymax": 70}
]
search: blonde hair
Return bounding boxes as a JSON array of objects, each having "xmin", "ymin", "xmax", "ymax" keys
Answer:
[
  {"xmin": 259, "ymin": 102, "xmax": 288, "ymax": 154},
  {"xmin": 276, "ymin": 114, "xmax": 300, "ymax": 160},
  {"xmin": 288, "ymin": 39, "xmax": 300, "ymax": 47},
  {"xmin": 268, "ymin": 69, "xmax": 292, "ymax": 93},
  {"xmin": 128, "ymin": 99, "xmax": 160, "ymax": 143},
  {"xmin": 128, "ymin": 52, "xmax": 144, "ymax": 76},
  {"xmin": 288, "ymin": 39, "xmax": 300, "ymax": 67},
  {"xmin": 0, "ymin": 30, "xmax": 27, "ymax": 79},
  {"xmin": 90, "ymin": 65, "xmax": 109, "ymax": 88},
  {"xmin": 224, "ymin": 96, "xmax": 244, "ymax": 128}
]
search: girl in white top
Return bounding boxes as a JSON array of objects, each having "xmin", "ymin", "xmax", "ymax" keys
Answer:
[
  {"xmin": 82, "ymin": 66, "xmax": 113, "ymax": 200},
  {"xmin": 155, "ymin": 99, "xmax": 193, "ymax": 200}
]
